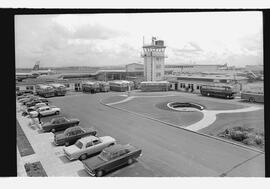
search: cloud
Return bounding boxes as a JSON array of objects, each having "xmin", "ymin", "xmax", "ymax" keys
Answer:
[
  {"xmin": 71, "ymin": 24, "xmax": 124, "ymax": 40},
  {"xmin": 172, "ymin": 42, "xmax": 203, "ymax": 54}
]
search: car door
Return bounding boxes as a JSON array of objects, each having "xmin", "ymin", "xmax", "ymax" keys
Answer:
[
  {"xmin": 85, "ymin": 142, "xmax": 93, "ymax": 155},
  {"xmin": 91, "ymin": 139, "xmax": 103, "ymax": 154},
  {"xmin": 67, "ymin": 130, "xmax": 78, "ymax": 144},
  {"xmin": 42, "ymin": 107, "xmax": 50, "ymax": 116},
  {"xmin": 110, "ymin": 150, "xmax": 129, "ymax": 169}
]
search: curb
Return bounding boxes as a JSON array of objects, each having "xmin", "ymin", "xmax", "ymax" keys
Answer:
[{"xmin": 100, "ymin": 98, "xmax": 264, "ymax": 154}]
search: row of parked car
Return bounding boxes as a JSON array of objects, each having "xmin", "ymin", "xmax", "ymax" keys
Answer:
[{"xmin": 17, "ymin": 93, "xmax": 142, "ymax": 177}]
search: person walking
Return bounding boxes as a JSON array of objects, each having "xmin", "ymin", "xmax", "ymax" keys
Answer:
[{"xmin": 37, "ymin": 112, "xmax": 42, "ymax": 124}]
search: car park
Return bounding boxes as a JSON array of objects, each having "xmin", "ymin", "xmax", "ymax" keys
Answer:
[
  {"xmin": 54, "ymin": 126, "xmax": 97, "ymax": 146},
  {"xmin": 41, "ymin": 116, "xmax": 79, "ymax": 132},
  {"xmin": 63, "ymin": 135, "xmax": 116, "ymax": 161},
  {"xmin": 82, "ymin": 144, "xmax": 142, "ymax": 177},
  {"xmin": 29, "ymin": 105, "xmax": 61, "ymax": 118}
]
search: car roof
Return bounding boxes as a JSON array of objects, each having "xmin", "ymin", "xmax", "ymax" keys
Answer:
[
  {"xmin": 103, "ymin": 144, "xmax": 130, "ymax": 153},
  {"xmin": 52, "ymin": 116, "xmax": 66, "ymax": 121},
  {"xmin": 79, "ymin": 135, "xmax": 99, "ymax": 143},
  {"xmin": 38, "ymin": 106, "xmax": 50, "ymax": 110},
  {"xmin": 65, "ymin": 126, "xmax": 82, "ymax": 132}
]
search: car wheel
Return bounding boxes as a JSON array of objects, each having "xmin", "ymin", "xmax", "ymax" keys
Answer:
[
  {"xmin": 55, "ymin": 111, "xmax": 59, "ymax": 115},
  {"xmin": 226, "ymin": 95, "xmax": 230, "ymax": 99},
  {"xmin": 96, "ymin": 170, "xmax": 103, "ymax": 177},
  {"xmin": 207, "ymin": 93, "xmax": 210, "ymax": 96},
  {"xmin": 127, "ymin": 158, "xmax": 133, "ymax": 165},
  {"xmin": 80, "ymin": 154, "xmax": 87, "ymax": 160},
  {"xmin": 249, "ymin": 97, "xmax": 255, "ymax": 103},
  {"xmin": 51, "ymin": 129, "xmax": 56, "ymax": 133},
  {"xmin": 65, "ymin": 142, "xmax": 69, "ymax": 146}
]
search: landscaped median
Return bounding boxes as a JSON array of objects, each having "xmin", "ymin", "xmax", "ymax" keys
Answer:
[{"xmin": 17, "ymin": 120, "xmax": 35, "ymax": 157}]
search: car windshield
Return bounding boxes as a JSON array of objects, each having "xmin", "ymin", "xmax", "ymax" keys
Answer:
[
  {"xmin": 75, "ymin": 141, "xmax": 83, "ymax": 149},
  {"xmin": 99, "ymin": 150, "xmax": 110, "ymax": 161}
]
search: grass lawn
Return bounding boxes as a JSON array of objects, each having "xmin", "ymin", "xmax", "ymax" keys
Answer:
[
  {"xmin": 200, "ymin": 109, "xmax": 264, "ymax": 135},
  {"xmin": 17, "ymin": 120, "xmax": 35, "ymax": 157}
]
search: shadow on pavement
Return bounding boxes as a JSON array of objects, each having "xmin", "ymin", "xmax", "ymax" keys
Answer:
[
  {"xmin": 77, "ymin": 169, "xmax": 90, "ymax": 177},
  {"xmin": 58, "ymin": 155, "xmax": 72, "ymax": 164}
]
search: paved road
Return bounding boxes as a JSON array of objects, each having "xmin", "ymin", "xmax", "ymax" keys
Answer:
[{"xmin": 48, "ymin": 92, "xmax": 264, "ymax": 177}]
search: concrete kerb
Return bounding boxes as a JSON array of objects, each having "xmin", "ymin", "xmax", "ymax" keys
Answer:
[{"xmin": 99, "ymin": 98, "xmax": 264, "ymax": 154}]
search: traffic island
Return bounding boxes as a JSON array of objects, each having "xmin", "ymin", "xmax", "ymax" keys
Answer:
[
  {"xmin": 24, "ymin": 161, "xmax": 47, "ymax": 177},
  {"xmin": 218, "ymin": 127, "xmax": 264, "ymax": 150},
  {"xmin": 17, "ymin": 120, "xmax": 35, "ymax": 157}
]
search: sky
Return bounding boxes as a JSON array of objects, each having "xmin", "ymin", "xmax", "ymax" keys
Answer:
[{"xmin": 15, "ymin": 12, "xmax": 263, "ymax": 68}]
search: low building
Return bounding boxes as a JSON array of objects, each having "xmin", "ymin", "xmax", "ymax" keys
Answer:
[
  {"xmin": 164, "ymin": 64, "xmax": 228, "ymax": 75},
  {"xmin": 166, "ymin": 74, "xmax": 248, "ymax": 94}
]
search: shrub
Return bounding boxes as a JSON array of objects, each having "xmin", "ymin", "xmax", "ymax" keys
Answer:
[
  {"xmin": 243, "ymin": 138, "xmax": 255, "ymax": 145},
  {"xmin": 254, "ymin": 135, "xmax": 264, "ymax": 145},
  {"xmin": 230, "ymin": 130, "xmax": 245, "ymax": 141}
]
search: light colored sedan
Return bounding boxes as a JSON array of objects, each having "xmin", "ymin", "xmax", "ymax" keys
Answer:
[
  {"xmin": 29, "ymin": 105, "xmax": 60, "ymax": 117},
  {"xmin": 63, "ymin": 135, "xmax": 116, "ymax": 160}
]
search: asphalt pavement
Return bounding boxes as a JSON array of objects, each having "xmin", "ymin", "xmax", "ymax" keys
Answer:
[{"xmin": 48, "ymin": 92, "xmax": 265, "ymax": 177}]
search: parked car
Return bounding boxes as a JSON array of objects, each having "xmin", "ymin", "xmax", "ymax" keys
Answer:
[
  {"xmin": 41, "ymin": 117, "xmax": 79, "ymax": 132},
  {"xmin": 54, "ymin": 126, "xmax": 97, "ymax": 146},
  {"xmin": 82, "ymin": 144, "xmax": 142, "ymax": 177},
  {"xmin": 27, "ymin": 102, "xmax": 48, "ymax": 112},
  {"xmin": 17, "ymin": 94, "xmax": 35, "ymax": 100},
  {"xmin": 16, "ymin": 90, "xmax": 34, "ymax": 96},
  {"xmin": 38, "ymin": 98, "xmax": 49, "ymax": 104},
  {"xmin": 26, "ymin": 99, "xmax": 43, "ymax": 107},
  {"xmin": 20, "ymin": 96, "xmax": 39, "ymax": 104},
  {"xmin": 29, "ymin": 105, "xmax": 61, "ymax": 118},
  {"xmin": 63, "ymin": 135, "xmax": 116, "ymax": 161}
]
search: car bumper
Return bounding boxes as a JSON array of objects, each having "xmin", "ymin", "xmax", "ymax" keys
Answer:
[
  {"xmin": 63, "ymin": 151, "xmax": 75, "ymax": 161},
  {"xmin": 83, "ymin": 164, "xmax": 95, "ymax": 176}
]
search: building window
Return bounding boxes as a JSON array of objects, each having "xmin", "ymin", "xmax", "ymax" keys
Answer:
[
  {"xmin": 197, "ymin": 85, "xmax": 200, "ymax": 90},
  {"xmin": 182, "ymin": 83, "xmax": 185, "ymax": 88},
  {"xmin": 64, "ymin": 83, "xmax": 70, "ymax": 88},
  {"xmin": 156, "ymin": 64, "xmax": 161, "ymax": 69},
  {"xmin": 156, "ymin": 72, "xmax": 161, "ymax": 78},
  {"xmin": 26, "ymin": 86, "xmax": 34, "ymax": 90}
]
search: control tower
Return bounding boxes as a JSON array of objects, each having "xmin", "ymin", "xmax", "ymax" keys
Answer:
[{"xmin": 141, "ymin": 37, "xmax": 167, "ymax": 81}]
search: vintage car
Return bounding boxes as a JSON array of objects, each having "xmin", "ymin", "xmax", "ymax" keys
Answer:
[
  {"xmin": 26, "ymin": 99, "xmax": 44, "ymax": 107},
  {"xmin": 17, "ymin": 94, "xmax": 35, "ymax": 100},
  {"xmin": 29, "ymin": 105, "xmax": 61, "ymax": 118},
  {"xmin": 63, "ymin": 135, "xmax": 116, "ymax": 161},
  {"xmin": 27, "ymin": 102, "xmax": 48, "ymax": 112},
  {"xmin": 20, "ymin": 96, "xmax": 39, "ymax": 104},
  {"xmin": 41, "ymin": 117, "xmax": 80, "ymax": 132},
  {"xmin": 54, "ymin": 126, "xmax": 97, "ymax": 146},
  {"xmin": 82, "ymin": 144, "xmax": 142, "ymax": 177}
]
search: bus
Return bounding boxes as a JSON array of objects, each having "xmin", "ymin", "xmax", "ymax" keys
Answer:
[
  {"xmin": 97, "ymin": 81, "xmax": 110, "ymax": 92},
  {"xmin": 241, "ymin": 91, "xmax": 264, "ymax": 103},
  {"xmin": 82, "ymin": 81, "xmax": 100, "ymax": 93},
  {"xmin": 49, "ymin": 83, "xmax": 67, "ymax": 96},
  {"xmin": 109, "ymin": 80, "xmax": 134, "ymax": 92},
  {"xmin": 35, "ymin": 84, "xmax": 55, "ymax": 98},
  {"xmin": 200, "ymin": 85, "xmax": 236, "ymax": 99},
  {"xmin": 140, "ymin": 81, "xmax": 170, "ymax": 92}
]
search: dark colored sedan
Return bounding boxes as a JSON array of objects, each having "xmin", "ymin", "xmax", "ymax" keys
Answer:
[
  {"xmin": 54, "ymin": 126, "xmax": 97, "ymax": 146},
  {"xmin": 82, "ymin": 144, "xmax": 142, "ymax": 177},
  {"xmin": 26, "ymin": 99, "xmax": 43, "ymax": 107},
  {"xmin": 42, "ymin": 117, "xmax": 80, "ymax": 132}
]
